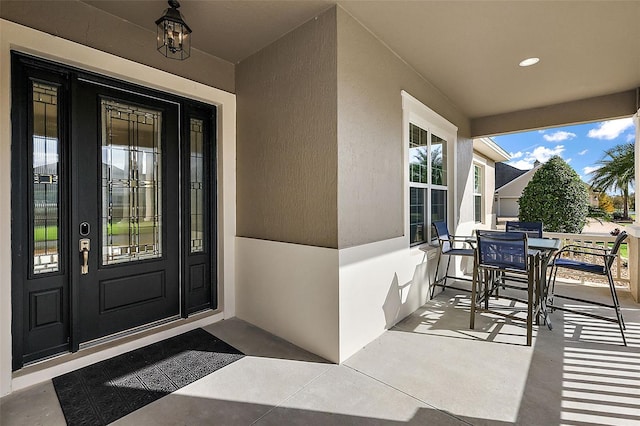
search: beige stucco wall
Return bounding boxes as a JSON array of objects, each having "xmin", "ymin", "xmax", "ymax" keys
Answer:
[
  {"xmin": 0, "ymin": 0, "xmax": 235, "ymax": 93},
  {"xmin": 235, "ymin": 8, "xmax": 338, "ymax": 248},
  {"xmin": 335, "ymin": 7, "xmax": 470, "ymax": 248}
]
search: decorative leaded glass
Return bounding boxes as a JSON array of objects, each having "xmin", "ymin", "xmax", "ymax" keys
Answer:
[
  {"xmin": 32, "ymin": 82, "xmax": 60, "ymax": 274},
  {"xmin": 190, "ymin": 118, "xmax": 204, "ymax": 253},
  {"xmin": 101, "ymin": 99, "xmax": 162, "ymax": 265}
]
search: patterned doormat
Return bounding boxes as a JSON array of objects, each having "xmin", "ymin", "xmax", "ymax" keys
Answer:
[{"xmin": 53, "ymin": 328, "xmax": 244, "ymax": 425}]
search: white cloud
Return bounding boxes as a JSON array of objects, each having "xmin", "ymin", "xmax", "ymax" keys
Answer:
[
  {"xmin": 507, "ymin": 145, "xmax": 565, "ymax": 170},
  {"xmin": 509, "ymin": 160, "xmax": 535, "ymax": 170},
  {"xmin": 583, "ymin": 165, "xmax": 601, "ymax": 175},
  {"xmin": 509, "ymin": 151, "xmax": 524, "ymax": 159},
  {"xmin": 530, "ymin": 145, "xmax": 565, "ymax": 163},
  {"xmin": 587, "ymin": 118, "xmax": 634, "ymax": 140},
  {"xmin": 566, "ymin": 158, "xmax": 572, "ymax": 164},
  {"xmin": 543, "ymin": 131, "xmax": 576, "ymax": 142},
  {"xmin": 627, "ymin": 133, "xmax": 636, "ymax": 142},
  {"xmin": 578, "ymin": 149, "xmax": 588, "ymax": 155}
]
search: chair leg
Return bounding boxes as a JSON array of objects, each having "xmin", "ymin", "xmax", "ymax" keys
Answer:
[
  {"xmin": 547, "ymin": 264, "xmax": 559, "ymax": 312},
  {"xmin": 431, "ymin": 252, "xmax": 443, "ymax": 299},
  {"xmin": 443, "ymin": 255, "xmax": 453, "ymax": 292},
  {"xmin": 470, "ymin": 263, "xmax": 478, "ymax": 329},
  {"xmin": 605, "ymin": 267, "xmax": 627, "ymax": 346},
  {"xmin": 526, "ymin": 258, "xmax": 534, "ymax": 346},
  {"xmin": 483, "ymin": 270, "xmax": 490, "ymax": 310}
]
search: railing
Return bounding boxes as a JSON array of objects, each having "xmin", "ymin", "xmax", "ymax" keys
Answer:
[{"xmin": 543, "ymin": 232, "xmax": 629, "ymax": 286}]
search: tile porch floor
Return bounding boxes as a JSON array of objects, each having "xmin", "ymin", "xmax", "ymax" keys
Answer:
[{"xmin": 2, "ymin": 281, "xmax": 639, "ymax": 425}]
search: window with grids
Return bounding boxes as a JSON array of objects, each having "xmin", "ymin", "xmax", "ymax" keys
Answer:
[
  {"xmin": 409, "ymin": 123, "xmax": 448, "ymax": 245},
  {"xmin": 474, "ymin": 164, "xmax": 483, "ymax": 223}
]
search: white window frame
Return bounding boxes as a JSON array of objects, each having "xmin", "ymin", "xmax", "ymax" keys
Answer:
[
  {"xmin": 473, "ymin": 162, "xmax": 484, "ymax": 224},
  {"xmin": 402, "ymin": 91, "xmax": 458, "ymax": 246}
]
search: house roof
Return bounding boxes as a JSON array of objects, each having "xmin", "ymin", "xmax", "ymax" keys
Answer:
[
  {"xmin": 77, "ymin": 0, "xmax": 640, "ymax": 125},
  {"xmin": 473, "ymin": 138, "xmax": 510, "ymax": 163},
  {"xmin": 495, "ymin": 163, "xmax": 532, "ymax": 191}
]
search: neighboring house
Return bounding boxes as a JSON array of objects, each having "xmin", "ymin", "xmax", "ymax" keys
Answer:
[
  {"xmin": 588, "ymin": 187, "xmax": 602, "ymax": 208},
  {"xmin": 494, "ymin": 162, "xmax": 542, "ymax": 218},
  {"xmin": 1, "ymin": 3, "xmax": 639, "ymax": 399},
  {"xmin": 458, "ymin": 138, "xmax": 510, "ymax": 234},
  {"xmin": 495, "ymin": 162, "xmax": 529, "ymax": 190}
]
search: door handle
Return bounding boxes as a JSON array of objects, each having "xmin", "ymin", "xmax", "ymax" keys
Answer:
[{"xmin": 79, "ymin": 238, "xmax": 90, "ymax": 275}]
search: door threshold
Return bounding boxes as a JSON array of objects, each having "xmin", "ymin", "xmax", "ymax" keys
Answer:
[
  {"xmin": 11, "ymin": 309, "xmax": 224, "ymax": 393},
  {"xmin": 79, "ymin": 315, "xmax": 182, "ymax": 351}
]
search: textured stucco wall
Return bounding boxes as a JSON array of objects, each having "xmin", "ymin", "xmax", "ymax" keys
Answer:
[
  {"xmin": 236, "ymin": 8, "xmax": 338, "ymax": 248},
  {"xmin": 336, "ymin": 7, "xmax": 471, "ymax": 248},
  {"xmin": 0, "ymin": 1, "xmax": 235, "ymax": 93},
  {"xmin": 456, "ymin": 137, "xmax": 474, "ymax": 226}
]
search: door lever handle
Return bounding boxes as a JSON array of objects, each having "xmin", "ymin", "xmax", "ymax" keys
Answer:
[{"xmin": 79, "ymin": 238, "xmax": 90, "ymax": 275}]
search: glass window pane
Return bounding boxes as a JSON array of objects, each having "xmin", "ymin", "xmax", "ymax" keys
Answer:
[
  {"xmin": 189, "ymin": 118, "xmax": 205, "ymax": 253},
  {"xmin": 474, "ymin": 196, "xmax": 482, "ymax": 223},
  {"xmin": 474, "ymin": 165, "xmax": 481, "ymax": 193},
  {"xmin": 431, "ymin": 134, "xmax": 447, "ymax": 186},
  {"xmin": 410, "ymin": 187, "xmax": 426, "ymax": 244},
  {"xmin": 409, "ymin": 123, "xmax": 428, "ymax": 184},
  {"xmin": 32, "ymin": 82, "xmax": 60, "ymax": 274},
  {"xmin": 431, "ymin": 189, "xmax": 447, "ymax": 224},
  {"xmin": 101, "ymin": 99, "xmax": 162, "ymax": 265}
]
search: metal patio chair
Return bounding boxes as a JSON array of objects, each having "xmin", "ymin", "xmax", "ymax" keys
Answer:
[
  {"xmin": 499, "ymin": 221, "xmax": 544, "ymax": 295},
  {"xmin": 548, "ymin": 231, "xmax": 628, "ymax": 345},
  {"xmin": 505, "ymin": 221, "xmax": 543, "ymax": 238},
  {"xmin": 430, "ymin": 221, "xmax": 475, "ymax": 298},
  {"xmin": 470, "ymin": 230, "xmax": 539, "ymax": 346}
]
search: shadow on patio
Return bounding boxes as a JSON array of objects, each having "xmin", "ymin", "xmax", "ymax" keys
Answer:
[{"xmin": 1, "ymin": 280, "xmax": 638, "ymax": 425}]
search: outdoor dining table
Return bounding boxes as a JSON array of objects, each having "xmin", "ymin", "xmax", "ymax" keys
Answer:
[
  {"xmin": 471, "ymin": 234, "xmax": 562, "ymax": 330},
  {"xmin": 526, "ymin": 237, "xmax": 563, "ymax": 328}
]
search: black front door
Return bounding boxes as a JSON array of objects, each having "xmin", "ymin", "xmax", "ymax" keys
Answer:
[
  {"xmin": 71, "ymin": 81, "xmax": 180, "ymax": 344},
  {"xmin": 11, "ymin": 53, "xmax": 216, "ymax": 369}
]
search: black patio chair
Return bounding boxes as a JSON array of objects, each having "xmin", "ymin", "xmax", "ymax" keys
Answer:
[
  {"xmin": 505, "ymin": 221, "xmax": 543, "ymax": 238},
  {"xmin": 548, "ymin": 231, "xmax": 627, "ymax": 345},
  {"xmin": 430, "ymin": 221, "xmax": 475, "ymax": 298},
  {"xmin": 499, "ymin": 221, "xmax": 544, "ymax": 295},
  {"xmin": 470, "ymin": 230, "xmax": 539, "ymax": 346}
]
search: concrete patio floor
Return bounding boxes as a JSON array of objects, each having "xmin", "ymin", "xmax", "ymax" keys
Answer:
[{"xmin": 2, "ymin": 280, "xmax": 639, "ymax": 425}]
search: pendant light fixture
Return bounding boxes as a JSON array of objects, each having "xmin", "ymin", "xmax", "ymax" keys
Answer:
[{"xmin": 156, "ymin": 0, "xmax": 192, "ymax": 60}]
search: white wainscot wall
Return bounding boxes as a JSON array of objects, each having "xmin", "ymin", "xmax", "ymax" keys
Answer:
[
  {"xmin": 235, "ymin": 237, "xmax": 341, "ymax": 362},
  {"xmin": 235, "ymin": 236, "xmax": 437, "ymax": 364},
  {"xmin": 338, "ymin": 237, "xmax": 436, "ymax": 361}
]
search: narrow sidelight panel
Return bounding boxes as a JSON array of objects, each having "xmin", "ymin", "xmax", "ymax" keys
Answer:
[
  {"xmin": 101, "ymin": 99, "xmax": 163, "ymax": 265},
  {"xmin": 190, "ymin": 118, "xmax": 204, "ymax": 253},
  {"xmin": 32, "ymin": 82, "xmax": 61, "ymax": 275}
]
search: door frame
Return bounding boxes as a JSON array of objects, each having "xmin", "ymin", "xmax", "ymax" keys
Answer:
[
  {"xmin": 10, "ymin": 52, "xmax": 219, "ymax": 368},
  {"xmin": 1, "ymin": 21, "xmax": 236, "ymax": 395}
]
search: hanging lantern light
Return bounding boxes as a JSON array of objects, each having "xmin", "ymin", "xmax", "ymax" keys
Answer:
[{"xmin": 156, "ymin": 0, "xmax": 192, "ymax": 60}]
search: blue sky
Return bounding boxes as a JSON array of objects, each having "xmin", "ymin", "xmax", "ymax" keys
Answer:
[{"xmin": 493, "ymin": 117, "xmax": 636, "ymax": 183}]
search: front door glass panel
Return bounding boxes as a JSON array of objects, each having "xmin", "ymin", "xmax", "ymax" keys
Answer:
[
  {"xmin": 189, "ymin": 118, "xmax": 204, "ymax": 253},
  {"xmin": 101, "ymin": 99, "xmax": 162, "ymax": 265},
  {"xmin": 32, "ymin": 82, "xmax": 61, "ymax": 274}
]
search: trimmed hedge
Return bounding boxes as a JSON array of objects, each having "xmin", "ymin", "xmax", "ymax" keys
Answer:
[{"xmin": 518, "ymin": 156, "xmax": 589, "ymax": 233}]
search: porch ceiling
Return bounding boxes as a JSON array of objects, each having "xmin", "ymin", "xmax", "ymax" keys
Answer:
[{"xmin": 83, "ymin": 0, "xmax": 639, "ymax": 120}]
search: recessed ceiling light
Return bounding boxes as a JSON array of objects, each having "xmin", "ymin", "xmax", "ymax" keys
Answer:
[{"xmin": 519, "ymin": 57, "xmax": 540, "ymax": 67}]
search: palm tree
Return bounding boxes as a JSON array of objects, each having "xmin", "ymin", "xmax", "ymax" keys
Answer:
[{"xmin": 589, "ymin": 143, "xmax": 634, "ymax": 220}]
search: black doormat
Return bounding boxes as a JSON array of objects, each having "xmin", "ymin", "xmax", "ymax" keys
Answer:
[{"xmin": 53, "ymin": 328, "xmax": 244, "ymax": 425}]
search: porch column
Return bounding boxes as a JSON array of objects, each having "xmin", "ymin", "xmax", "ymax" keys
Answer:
[{"xmin": 628, "ymin": 108, "xmax": 640, "ymax": 302}]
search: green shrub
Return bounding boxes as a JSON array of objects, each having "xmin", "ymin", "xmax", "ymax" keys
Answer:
[{"xmin": 519, "ymin": 156, "xmax": 589, "ymax": 233}]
